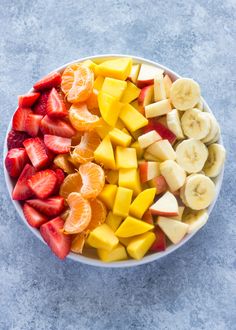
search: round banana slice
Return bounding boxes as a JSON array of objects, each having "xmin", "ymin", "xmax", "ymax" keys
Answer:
[
  {"xmin": 167, "ymin": 109, "xmax": 184, "ymax": 139},
  {"xmin": 201, "ymin": 113, "xmax": 219, "ymax": 144},
  {"xmin": 194, "ymin": 98, "xmax": 204, "ymax": 111},
  {"xmin": 176, "ymin": 139, "xmax": 208, "ymax": 173},
  {"xmin": 203, "ymin": 143, "xmax": 226, "ymax": 178},
  {"xmin": 207, "ymin": 126, "xmax": 221, "ymax": 145},
  {"xmin": 184, "ymin": 174, "xmax": 216, "ymax": 210},
  {"xmin": 170, "ymin": 78, "xmax": 201, "ymax": 111},
  {"xmin": 181, "ymin": 108, "xmax": 211, "ymax": 140},
  {"xmin": 182, "ymin": 208, "xmax": 208, "ymax": 233},
  {"xmin": 180, "ymin": 186, "xmax": 189, "ymax": 207}
]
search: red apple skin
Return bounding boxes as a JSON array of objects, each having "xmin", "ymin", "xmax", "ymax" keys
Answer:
[
  {"xmin": 139, "ymin": 162, "xmax": 148, "ymax": 183},
  {"xmin": 151, "ymin": 175, "xmax": 168, "ymax": 194},
  {"xmin": 143, "ymin": 210, "xmax": 154, "ymax": 225},
  {"xmin": 137, "ymin": 79, "xmax": 154, "ymax": 89},
  {"xmin": 138, "ymin": 85, "xmax": 154, "ymax": 106},
  {"xmin": 150, "ymin": 209, "xmax": 179, "ymax": 216},
  {"xmin": 144, "ymin": 120, "xmax": 176, "ymax": 145},
  {"xmin": 150, "ymin": 227, "xmax": 166, "ymax": 252}
]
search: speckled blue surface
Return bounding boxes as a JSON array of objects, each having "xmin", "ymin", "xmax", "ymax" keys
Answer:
[{"xmin": 0, "ymin": 1, "xmax": 235, "ymax": 329}]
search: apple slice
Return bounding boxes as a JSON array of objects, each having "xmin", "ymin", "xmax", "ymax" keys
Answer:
[
  {"xmin": 150, "ymin": 191, "xmax": 179, "ymax": 216},
  {"xmin": 127, "ymin": 64, "xmax": 140, "ymax": 84},
  {"xmin": 145, "ymin": 99, "xmax": 172, "ymax": 118},
  {"xmin": 150, "ymin": 227, "xmax": 166, "ymax": 252},
  {"xmin": 163, "ymin": 74, "xmax": 173, "ymax": 98},
  {"xmin": 146, "ymin": 140, "xmax": 176, "ymax": 161},
  {"xmin": 154, "ymin": 75, "xmax": 166, "ymax": 101},
  {"xmin": 137, "ymin": 64, "xmax": 164, "ymax": 88},
  {"xmin": 143, "ymin": 151, "xmax": 160, "ymax": 161},
  {"xmin": 148, "ymin": 175, "xmax": 168, "ymax": 195},
  {"xmin": 171, "ymin": 206, "xmax": 185, "ymax": 221},
  {"xmin": 138, "ymin": 85, "xmax": 154, "ymax": 107},
  {"xmin": 152, "ymin": 122, "xmax": 176, "ymax": 145},
  {"xmin": 157, "ymin": 216, "xmax": 189, "ymax": 244},
  {"xmin": 160, "ymin": 160, "xmax": 186, "ymax": 192},
  {"xmin": 138, "ymin": 130, "xmax": 162, "ymax": 149},
  {"xmin": 139, "ymin": 161, "xmax": 160, "ymax": 183}
]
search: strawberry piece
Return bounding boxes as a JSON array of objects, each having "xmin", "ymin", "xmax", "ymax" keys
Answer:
[
  {"xmin": 7, "ymin": 130, "xmax": 30, "ymax": 150},
  {"xmin": 5, "ymin": 148, "xmax": 29, "ymax": 178},
  {"xmin": 33, "ymin": 90, "xmax": 50, "ymax": 115},
  {"xmin": 33, "ymin": 72, "xmax": 62, "ymax": 91},
  {"xmin": 150, "ymin": 227, "xmax": 166, "ymax": 252},
  {"xmin": 27, "ymin": 169, "xmax": 57, "ymax": 199},
  {"xmin": 23, "ymin": 137, "xmax": 49, "ymax": 170},
  {"xmin": 12, "ymin": 107, "xmax": 32, "ymax": 131},
  {"xmin": 44, "ymin": 135, "xmax": 71, "ymax": 154},
  {"xmin": 26, "ymin": 196, "xmax": 65, "ymax": 217},
  {"xmin": 40, "ymin": 217, "xmax": 72, "ymax": 259},
  {"xmin": 46, "ymin": 88, "xmax": 68, "ymax": 118},
  {"xmin": 40, "ymin": 115, "xmax": 75, "ymax": 138},
  {"xmin": 12, "ymin": 164, "xmax": 36, "ymax": 200},
  {"xmin": 25, "ymin": 114, "xmax": 43, "ymax": 137},
  {"xmin": 53, "ymin": 168, "xmax": 65, "ymax": 193},
  {"xmin": 18, "ymin": 92, "xmax": 40, "ymax": 107},
  {"xmin": 23, "ymin": 203, "xmax": 48, "ymax": 228}
]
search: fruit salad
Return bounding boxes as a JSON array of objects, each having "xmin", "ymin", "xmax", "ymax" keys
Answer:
[{"xmin": 5, "ymin": 57, "xmax": 226, "ymax": 263}]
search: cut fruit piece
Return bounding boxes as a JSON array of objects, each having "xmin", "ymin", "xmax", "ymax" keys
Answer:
[
  {"xmin": 40, "ymin": 115, "xmax": 76, "ymax": 138},
  {"xmin": 131, "ymin": 100, "xmax": 145, "ymax": 115},
  {"xmin": 118, "ymin": 168, "xmax": 141, "ymax": 196},
  {"xmin": 93, "ymin": 75, "xmax": 105, "ymax": 91},
  {"xmin": 25, "ymin": 114, "xmax": 43, "ymax": 137},
  {"xmin": 18, "ymin": 92, "xmax": 40, "ymax": 107},
  {"xmin": 98, "ymin": 184, "xmax": 118, "ymax": 210},
  {"xmin": 69, "ymin": 103, "xmax": 99, "ymax": 131},
  {"xmin": 54, "ymin": 154, "xmax": 74, "ymax": 174},
  {"xmin": 7, "ymin": 130, "xmax": 30, "ymax": 150},
  {"xmin": 27, "ymin": 169, "xmax": 57, "ymax": 199},
  {"xmin": 166, "ymin": 109, "xmax": 184, "ymax": 140},
  {"xmin": 143, "ymin": 151, "xmax": 160, "ymax": 161},
  {"xmin": 150, "ymin": 227, "xmax": 166, "ymax": 252},
  {"xmin": 71, "ymin": 232, "xmax": 88, "ymax": 254},
  {"xmin": 94, "ymin": 135, "xmax": 116, "ymax": 170},
  {"xmin": 154, "ymin": 74, "xmax": 166, "ymax": 101},
  {"xmin": 163, "ymin": 74, "xmax": 173, "ymax": 98},
  {"xmin": 137, "ymin": 64, "xmax": 164, "ymax": 88},
  {"xmin": 71, "ymin": 131, "xmax": 100, "ymax": 164},
  {"xmin": 145, "ymin": 99, "xmax": 172, "ymax": 118},
  {"xmin": 101, "ymin": 77, "xmax": 127, "ymax": 100},
  {"xmin": 157, "ymin": 216, "xmax": 189, "ymax": 244},
  {"xmin": 105, "ymin": 211, "xmax": 123, "ymax": 232},
  {"xmin": 142, "ymin": 210, "xmax": 154, "ymax": 225},
  {"xmin": 138, "ymin": 130, "xmax": 162, "ymax": 149},
  {"xmin": 105, "ymin": 170, "xmax": 119, "ymax": 185},
  {"xmin": 12, "ymin": 107, "xmax": 32, "ymax": 132},
  {"xmin": 98, "ymin": 91, "xmax": 122, "ymax": 126},
  {"xmin": 12, "ymin": 164, "xmax": 36, "ymax": 200},
  {"xmin": 139, "ymin": 161, "xmax": 160, "ymax": 183},
  {"xmin": 87, "ymin": 223, "xmax": 119, "ymax": 251},
  {"xmin": 115, "ymin": 216, "xmax": 154, "ymax": 237},
  {"xmin": 160, "ymin": 160, "xmax": 186, "ymax": 192},
  {"xmin": 44, "ymin": 135, "xmax": 71, "ymax": 154},
  {"xmin": 87, "ymin": 199, "xmax": 107, "ymax": 231},
  {"xmin": 183, "ymin": 209, "xmax": 208, "ymax": 233},
  {"xmin": 96, "ymin": 58, "xmax": 132, "ymax": 80},
  {"xmin": 109, "ymin": 128, "xmax": 132, "ymax": 147},
  {"xmin": 54, "ymin": 168, "xmax": 65, "ymax": 190},
  {"xmin": 113, "ymin": 187, "xmax": 133, "ymax": 217},
  {"xmin": 64, "ymin": 192, "xmax": 91, "ymax": 234},
  {"xmin": 26, "ymin": 196, "xmax": 65, "ymax": 217},
  {"xmin": 33, "ymin": 90, "xmax": 50, "ymax": 116},
  {"xmin": 171, "ymin": 206, "xmax": 185, "ymax": 221},
  {"xmin": 79, "ymin": 162, "xmax": 105, "ymax": 199},
  {"xmin": 115, "ymin": 146, "xmax": 137, "ymax": 169},
  {"xmin": 23, "ymin": 137, "xmax": 49, "ymax": 170},
  {"xmin": 131, "ymin": 141, "xmax": 144, "ymax": 159},
  {"xmin": 127, "ymin": 63, "xmax": 140, "ymax": 84},
  {"xmin": 59, "ymin": 173, "xmax": 82, "ymax": 199},
  {"xmin": 181, "ymin": 108, "xmax": 211, "ymax": 140},
  {"xmin": 151, "ymin": 121, "xmax": 176, "ymax": 145},
  {"xmin": 82, "ymin": 59, "xmax": 98, "ymax": 73},
  {"xmin": 129, "ymin": 188, "xmax": 156, "ymax": 219},
  {"xmin": 203, "ymin": 143, "xmax": 226, "ymax": 178},
  {"xmin": 121, "ymin": 81, "xmax": 140, "ymax": 103},
  {"xmin": 138, "ymin": 85, "xmax": 154, "ymax": 107},
  {"xmin": 95, "ymin": 118, "xmax": 112, "ymax": 139},
  {"xmin": 150, "ymin": 191, "xmax": 179, "ymax": 216},
  {"xmin": 46, "ymin": 88, "xmax": 68, "ymax": 118},
  {"xmin": 148, "ymin": 175, "xmax": 168, "ymax": 195},
  {"xmin": 146, "ymin": 139, "xmax": 176, "ymax": 161},
  {"xmin": 119, "ymin": 104, "xmax": 148, "ymax": 132},
  {"xmin": 40, "ymin": 217, "xmax": 71, "ymax": 259},
  {"xmin": 23, "ymin": 203, "xmax": 48, "ymax": 228},
  {"xmin": 33, "ymin": 72, "xmax": 62, "ymax": 91},
  {"xmin": 170, "ymin": 78, "xmax": 200, "ymax": 111},
  {"xmin": 5, "ymin": 148, "xmax": 28, "ymax": 178},
  {"xmin": 97, "ymin": 243, "xmax": 128, "ymax": 262},
  {"xmin": 127, "ymin": 232, "xmax": 156, "ymax": 260}
]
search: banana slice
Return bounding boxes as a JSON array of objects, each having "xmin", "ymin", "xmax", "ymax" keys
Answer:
[
  {"xmin": 207, "ymin": 126, "xmax": 220, "ymax": 145},
  {"xmin": 176, "ymin": 139, "xmax": 208, "ymax": 173},
  {"xmin": 201, "ymin": 113, "xmax": 219, "ymax": 144},
  {"xmin": 167, "ymin": 109, "xmax": 184, "ymax": 139},
  {"xmin": 184, "ymin": 174, "xmax": 216, "ymax": 210},
  {"xmin": 203, "ymin": 143, "xmax": 226, "ymax": 178},
  {"xmin": 180, "ymin": 186, "xmax": 189, "ymax": 207},
  {"xmin": 181, "ymin": 108, "xmax": 211, "ymax": 140},
  {"xmin": 170, "ymin": 78, "xmax": 201, "ymax": 111},
  {"xmin": 183, "ymin": 208, "xmax": 208, "ymax": 233},
  {"xmin": 195, "ymin": 98, "xmax": 204, "ymax": 111}
]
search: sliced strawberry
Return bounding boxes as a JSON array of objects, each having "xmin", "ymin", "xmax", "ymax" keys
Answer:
[
  {"xmin": 27, "ymin": 169, "xmax": 57, "ymax": 199},
  {"xmin": 53, "ymin": 168, "xmax": 65, "ymax": 193},
  {"xmin": 12, "ymin": 107, "xmax": 32, "ymax": 131},
  {"xmin": 150, "ymin": 227, "xmax": 166, "ymax": 252},
  {"xmin": 12, "ymin": 164, "xmax": 36, "ymax": 200},
  {"xmin": 46, "ymin": 88, "xmax": 68, "ymax": 118},
  {"xmin": 33, "ymin": 72, "xmax": 62, "ymax": 91},
  {"xmin": 23, "ymin": 203, "xmax": 48, "ymax": 228},
  {"xmin": 25, "ymin": 114, "xmax": 43, "ymax": 137},
  {"xmin": 40, "ymin": 115, "xmax": 75, "ymax": 138},
  {"xmin": 40, "ymin": 217, "xmax": 72, "ymax": 259},
  {"xmin": 33, "ymin": 90, "xmax": 50, "ymax": 115},
  {"xmin": 5, "ymin": 148, "xmax": 29, "ymax": 178},
  {"xmin": 7, "ymin": 130, "xmax": 30, "ymax": 150},
  {"xmin": 23, "ymin": 137, "xmax": 49, "ymax": 170},
  {"xmin": 18, "ymin": 92, "xmax": 40, "ymax": 107},
  {"xmin": 44, "ymin": 135, "xmax": 71, "ymax": 154},
  {"xmin": 26, "ymin": 196, "xmax": 65, "ymax": 217}
]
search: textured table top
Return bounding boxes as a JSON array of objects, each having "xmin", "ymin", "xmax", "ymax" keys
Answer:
[{"xmin": 0, "ymin": 1, "xmax": 235, "ymax": 329}]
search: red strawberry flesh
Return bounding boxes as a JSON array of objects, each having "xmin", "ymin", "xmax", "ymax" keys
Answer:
[
  {"xmin": 33, "ymin": 72, "xmax": 62, "ymax": 91},
  {"xmin": 40, "ymin": 115, "xmax": 75, "ymax": 138},
  {"xmin": 7, "ymin": 130, "xmax": 30, "ymax": 150},
  {"xmin": 25, "ymin": 114, "xmax": 43, "ymax": 137},
  {"xmin": 23, "ymin": 137, "xmax": 49, "ymax": 170},
  {"xmin": 23, "ymin": 203, "xmax": 48, "ymax": 228},
  {"xmin": 18, "ymin": 92, "xmax": 40, "ymax": 107},
  {"xmin": 33, "ymin": 90, "xmax": 50, "ymax": 116},
  {"xmin": 26, "ymin": 196, "xmax": 65, "ymax": 217},
  {"xmin": 5, "ymin": 148, "xmax": 28, "ymax": 178},
  {"xmin": 12, "ymin": 107, "xmax": 32, "ymax": 131},
  {"xmin": 44, "ymin": 135, "xmax": 71, "ymax": 154},
  {"xmin": 27, "ymin": 169, "xmax": 57, "ymax": 199},
  {"xmin": 12, "ymin": 164, "xmax": 36, "ymax": 200},
  {"xmin": 46, "ymin": 88, "xmax": 68, "ymax": 118}
]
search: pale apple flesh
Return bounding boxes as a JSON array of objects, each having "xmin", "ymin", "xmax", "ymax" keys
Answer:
[{"xmin": 150, "ymin": 191, "xmax": 179, "ymax": 216}]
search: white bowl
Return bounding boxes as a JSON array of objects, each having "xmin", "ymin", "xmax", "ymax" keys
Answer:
[{"xmin": 3, "ymin": 54, "xmax": 224, "ymax": 268}]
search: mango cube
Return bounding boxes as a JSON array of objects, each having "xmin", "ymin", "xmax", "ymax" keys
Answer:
[
  {"xmin": 87, "ymin": 224, "xmax": 119, "ymax": 251},
  {"xmin": 94, "ymin": 135, "xmax": 116, "ymax": 169},
  {"xmin": 101, "ymin": 77, "xmax": 127, "ymax": 100},
  {"xmin": 115, "ymin": 216, "xmax": 154, "ymax": 237},
  {"xmin": 105, "ymin": 211, "xmax": 123, "ymax": 231},
  {"xmin": 119, "ymin": 104, "xmax": 148, "ymax": 132},
  {"xmin": 82, "ymin": 59, "xmax": 98, "ymax": 74},
  {"xmin": 97, "ymin": 243, "xmax": 128, "ymax": 262},
  {"xmin": 113, "ymin": 187, "xmax": 133, "ymax": 217},
  {"xmin": 98, "ymin": 91, "xmax": 122, "ymax": 126},
  {"xmin": 131, "ymin": 141, "xmax": 144, "ymax": 159},
  {"xmin": 97, "ymin": 58, "xmax": 132, "ymax": 80},
  {"xmin": 127, "ymin": 232, "xmax": 156, "ymax": 260},
  {"xmin": 94, "ymin": 75, "xmax": 105, "ymax": 91},
  {"xmin": 116, "ymin": 146, "xmax": 137, "ymax": 169},
  {"xmin": 106, "ymin": 170, "xmax": 119, "ymax": 185},
  {"xmin": 116, "ymin": 118, "xmax": 125, "ymax": 130},
  {"xmin": 109, "ymin": 128, "xmax": 132, "ymax": 147},
  {"xmin": 121, "ymin": 81, "xmax": 141, "ymax": 103},
  {"xmin": 99, "ymin": 184, "xmax": 117, "ymax": 210},
  {"xmin": 119, "ymin": 236, "xmax": 134, "ymax": 247},
  {"xmin": 118, "ymin": 168, "xmax": 141, "ymax": 196},
  {"xmin": 95, "ymin": 118, "xmax": 112, "ymax": 139},
  {"xmin": 129, "ymin": 188, "xmax": 156, "ymax": 219}
]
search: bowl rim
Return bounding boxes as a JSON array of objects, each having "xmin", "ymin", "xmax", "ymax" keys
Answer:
[{"xmin": 3, "ymin": 54, "xmax": 225, "ymax": 268}]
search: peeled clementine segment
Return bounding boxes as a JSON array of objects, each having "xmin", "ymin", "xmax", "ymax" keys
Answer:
[
  {"xmin": 71, "ymin": 131, "xmax": 101, "ymax": 164},
  {"xmin": 61, "ymin": 63, "xmax": 94, "ymax": 103},
  {"xmin": 59, "ymin": 172, "xmax": 82, "ymax": 199},
  {"xmin": 71, "ymin": 132, "xmax": 83, "ymax": 146},
  {"xmin": 71, "ymin": 231, "xmax": 88, "ymax": 254},
  {"xmin": 54, "ymin": 154, "xmax": 75, "ymax": 174},
  {"xmin": 87, "ymin": 199, "xmax": 107, "ymax": 230},
  {"xmin": 69, "ymin": 103, "xmax": 100, "ymax": 131},
  {"xmin": 79, "ymin": 162, "xmax": 105, "ymax": 198},
  {"xmin": 64, "ymin": 192, "xmax": 92, "ymax": 234}
]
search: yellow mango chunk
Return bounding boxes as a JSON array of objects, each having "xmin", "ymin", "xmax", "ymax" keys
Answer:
[
  {"xmin": 116, "ymin": 146, "xmax": 137, "ymax": 169},
  {"xmin": 106, "ymin": 170, "xmax": 119, "ymax": 185},
  {"xmin": 116, "ymin": 118, "xmax": 125, "ymax": 130},
  {"xmin": 115, "ymin": 216, "xmax": 154, "ymax": 237},
  {"xmin": 119, "ymin": 104, "xmax": 148, "ymax": 132},
  {"xmin": 131, "ymin": 141, "xmax": 144, "ymax": 159},
  {"xmin": 127, "ymin": 232, "xmax": 156, "ymax": 260},
  {"xmin": 113, "ymin": 187, "xmax": 133, "ymax": 217},
  {"xmin": 97, "ymin": 58, "xmax": 132, "ymax": 80},
  {"xmin": 95, "ymin": 118, "xmax": 112, "ymax": 139},
  {"xmin": 109, "ymin": 128, "xmax": 132, "ymax": 147},
  {"xmin": 87, "ymin": 224, "xmax": 119, "ymax": 251},
  {"xmin": 94, "ymin": 135, "xmax": 116, "ymax": 169},
  {"xmin": 99, "ymin": 184, "xmax": 117, "ymax": 210},
  {"xmin": 129, "ymin": 188, "xmax": 156, "ymax": 219},
  {"xmin": 105, "ymin": 211, "xmax": 123, "ymax": 231},
  {"xmin": 82, "ymin": 59, "xmax": 98, "ymax": 75},
  {"xmin": 119, "ymin": 236, "xmax": 134, "ymax": 247},
  {"xmin": 97, "ymin": 243, "xmax": 128, "ymax": 262},
  {"xmin": 94, "ymin": 75, "xmax": 105, "ymax": 91},
  {"xmin": 118, "ymin": 168, "xmax": 141, "ymax": 196},
  {"xmin": 101, "ymin": 77, "xmax": 127, "ymax": 100},
  {"xmin": 121, "ymin": 81, "xmax": 141, "ymax": 103},
  {"xmin": 98, "ymin": 91, "xmax": 122, "ymax": 126}
]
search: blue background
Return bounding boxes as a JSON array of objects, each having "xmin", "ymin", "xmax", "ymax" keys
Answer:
[{"xmin": 0, "ymin": 1, "xmax": 235, "ymax": 329}]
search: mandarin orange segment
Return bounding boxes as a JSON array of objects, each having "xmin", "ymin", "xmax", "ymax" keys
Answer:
[
  {"xmin": 54, "ymin": 154, "xmax": 75, "ymax": 174},
  {"xmin": 71, "ymin": 131, "xmax": 101, "ymax": 164},
  {"xmin": 64, "ymin": 192, "xmax": 92, "ymax": 234},
  {"xmin": 71, "ymin": 231, "xmax": 88, "ymax": 254},
  {"xmin": 69, "ymin": 103, "xmax": 100, "ymax": 131},
  {"xmin": 79, "ymin": 162, "xmax": 105, "ymax": 199},
  {"xmin": 61, "ymin": 63, "xmax": 94, "ymax": 103},
  {"xmin": 59, "ymin": 172, "xmax": 82, "ymax": 199},
  {"xmin": 87, "ymin": 199, "xmax": 107, "ymax": 230}
]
